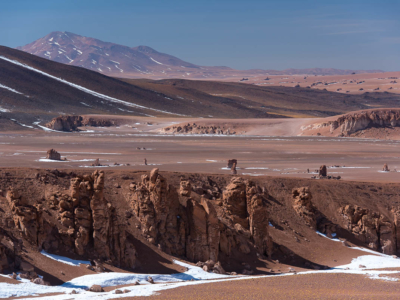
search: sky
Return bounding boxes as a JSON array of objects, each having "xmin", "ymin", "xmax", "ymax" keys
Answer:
[{"xmin": 0, "ymin": 0, "xmax": 399, "ymax": 71}]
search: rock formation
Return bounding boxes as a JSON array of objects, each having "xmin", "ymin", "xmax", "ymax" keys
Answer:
[
  {"xmin": 231, "ymin": 162, "xmax": 237, "ymax": 175},
  {"xmin": 45, "ymin": 116, "xmax": 115, "ymax": 132},
  {"xmin": 339, "ymin": 205, "xmax": 396, "ymax": 254},
  {"xmin": 292, "ymin": 187, "xmax": 316, "ymax": 229},
  {"xmin": 162, "ymin": 123, "xmax": 236, "ymax": 135},
  {"xmin": 309, "ymin": 109, "xmax": 400, "ymax": 137},
  {"xmin": 129, "ymin": 171, "xmax": 273, "ymax": 263},
  {"xmin": 6, "ymin": 189, "xmax": 40, "ymax": 244},
  {"xmin": 227, "ymin": 159, "xmax": 237, "ymax": 169},
  {"xmin": 246, "ymin": 181, "xmax": 273, "ymax": 256},
  {"xmin": 91, "ymin": 159, "xmax": 101, "ymax": 167},
  {"xmin": 5, "ymin": 171, "xmax": 137, "ymax": 269},
  {"xmin": 46, "ymin": 149, "xmax": 61, "ymax": 161},
  {"xmin": 319, "ymin": 165, "xmax": 327, "ymax": 177}
]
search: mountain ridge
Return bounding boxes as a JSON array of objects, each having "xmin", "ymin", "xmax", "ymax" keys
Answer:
[{"xmin": 16, "ymin": 31, "xmax": 383, "ymax": 79}]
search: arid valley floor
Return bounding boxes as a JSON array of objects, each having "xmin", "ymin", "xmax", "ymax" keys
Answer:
[{"xmin": 2, "ymin": 114, "xmax": 400, "ymax": 299}]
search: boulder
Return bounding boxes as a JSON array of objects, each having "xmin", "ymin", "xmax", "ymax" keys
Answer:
[
  {"xmin": 147, "ymin": 276, "xmax": 154, "ymax": 284},
  {"xmin": 89, "ymin": 285, "xmax": 104, "ymax": 292}
]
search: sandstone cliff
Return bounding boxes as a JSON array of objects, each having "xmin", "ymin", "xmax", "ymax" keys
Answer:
[
  {"xmin": 303, "ymin": 109, "xmax": 400, "ymax": 137},
  {"xmin": 2, "ymin": 168, "xmax": 400, "ymax": 279}
]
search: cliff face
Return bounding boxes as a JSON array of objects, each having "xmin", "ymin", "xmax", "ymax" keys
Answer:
[
  {"xmin": 129, "ymin": 170, "xmax": 273, "ymax": 263},
  {"xmin": 2, "ymin": 168, "xmax": 400, "ymax": 277},
  {"xmin": 45, "ymin": 116, "xmax": 115, "ymax": 132},
  {"xmin": 306, "ymin": 109, "xmax": 400, "ymax": 137}
]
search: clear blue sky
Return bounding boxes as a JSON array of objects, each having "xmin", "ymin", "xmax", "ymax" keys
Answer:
[{"xmin": 1, "ymin": 0, "xmax": 399, "ymax": 71}]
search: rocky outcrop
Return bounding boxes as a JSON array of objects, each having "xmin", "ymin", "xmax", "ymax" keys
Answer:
[
  {"xmin": 161, "ymin": 123, "xmax": 236, "ymax": 135},
  {"xmin": 130, "ymin": 168, "xmax": 186, "ymax": 256},
  {"xmin": 339, "ymin": 205, "xmax": 396, "ymax": 254},
  {"xmin": 309, "ymin": 109, "xmax": 400, "ymax": 137},
  {"xmin": 46, "ymin": 149, "xmax": 61, "ymax": 161},
  {"xmin": 5, "ymin": 171, "xmax": 137, "ymax": 269},
  {"xmin": 227, "ymin": 160, "xmax": 238, "ymax": 169},
  {"xmin": 186, "ymin": 198, "xmax": 220, "ymax": 262},
  {"xmin": 45, "ymin": 116, "xmax": 83, "ymax": 132},
  {"xmin": 179, "ymin": 179, "xmax": 191, "ymax": 197},
  {"xmin": 6, "ymin": 189, "xmax": 40, "ymax": 244},
  {"xmin": 62, "ymin": 170, "xmax": 136, "ymax": 267},
  {"xmin": 319, "ymin": 165, "xmax": 327, "ymax": 177},
  {"xmin": 45, "ymin": 116, "xmax": 115, "ymax": 132},
  {"xmin": 223, "ymin": 178, "xmax": 248, "ymax": 228},
  {"xmin": 0, "ymin": 235, "xmax": 12, "ymax": 273},
  {"xmin": 246, "ymin": 181, "xmax": 273, "ymax": 257},
  {"xmin": 130, "ymin": 171, "xmax": 273, "ymax": 263},
  {"xmin": 292, "ymin": 187, "xmax": 316, "ymax": 229}
]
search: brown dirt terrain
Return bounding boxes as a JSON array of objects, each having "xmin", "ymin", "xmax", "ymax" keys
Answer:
[
  {"xmin": 122, "ymin": 78, "xmax": 400, "ymax": 118},
  {"xmin": 3, "ymin": 120, "xmax": 400, "ymax": 183},
  {"xmin": 226, "ymin": 72, "xmax": 400, "ymax": 95},
  {"xmin": 132, "ymin": 273, "xmax": 400, "ymax": 300}
]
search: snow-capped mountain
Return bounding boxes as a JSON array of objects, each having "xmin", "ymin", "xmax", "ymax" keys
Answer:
[{"xmin": 16, "ymin": 31, "xmax": 210, "ymax": 78}]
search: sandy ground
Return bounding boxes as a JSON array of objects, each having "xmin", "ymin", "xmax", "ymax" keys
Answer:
[
  {"xmin": 131, "ymin": 273, "xmax": 400, "ymax": 300},
  {"xmin": 1, "ymin": 116, "xmax": 400, "ymax": 183},
  {"xmin": 218, "ymin": 71, "xmax": 400, "ymax": 95}
]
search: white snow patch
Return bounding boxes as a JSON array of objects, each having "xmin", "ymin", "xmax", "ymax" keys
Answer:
[
  {"xmin": 150, "ymin": 57, "xmax": 164, "ymax": 65},
  {"xmin": 245, "ymin": 167, "xmax": 269, "ymax": 170},
  {"xmin": 40, "ymin": 250, "xmax": 91, "ymax": 266},
  {"xmin": 337, "ymin": 255, "xmax": 400, "ymax": 270},
  {"xmin": 341, "ymin": 167, "xmax": 371, "ymax": 169},
  {"xmin": 37, "ymin": 124, "xmax": 59, "ymax": 132},
  {"xmin": 10, "ymin": 119, "xmax": 34, "ymax": 129},
  {"xmin": 0, "ymin": 83, "xmax": 23, "ymax": 95},
  {"xmin": 0, "ymin": 106, "xmax": 11, "ymax": 112},
  {"xmin": 37, "ymin": 159, "xmax": 67, "ymax": 162},
  {"xmin": 242, "ymin": 173, "xmax": 265, "ymax": 176},
  {"xmin": 114, "ymin": 64, "xmax": 124, "ymax": 73}
]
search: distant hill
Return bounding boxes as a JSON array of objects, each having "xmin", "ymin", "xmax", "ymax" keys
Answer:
[
  {"xmin": 0, "ymin": 46, "xmax": 398, "ymax": 131},
  {"xmin": 17, "ymin": 31, "xmax": 383, "ymax": 79}
]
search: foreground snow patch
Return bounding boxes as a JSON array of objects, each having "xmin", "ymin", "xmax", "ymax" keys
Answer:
[
  {"xmin": 4, "ymin": 254, "xmax": 400, "ymax": 299},
  {"xmin": 337, "ymin": 255, "xmax": 400, "ymax": 270}
]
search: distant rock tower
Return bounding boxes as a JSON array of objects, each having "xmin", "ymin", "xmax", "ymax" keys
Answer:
[
  {"xmin": 319, "ymin": 165, "xmax": 327, "ymax": 177},
  {"xmin": 227, "ymin": 159, "xmax": 237, "ymax": 169},
  {"xmin": 46, "ymin": 149, "xmax": 61, "ymax": 160},
  {"xmin": 383, "ymin": 164, "xmax": 389, "ymax": 172}
]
